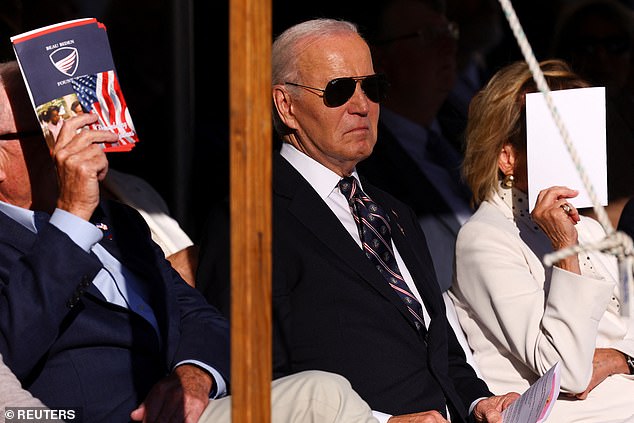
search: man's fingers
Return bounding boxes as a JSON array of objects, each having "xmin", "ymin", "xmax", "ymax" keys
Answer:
[
  {"xmin": 130, "ymin": 403, "xmax": 145, "ymax": 422},
  {"xmin": 576, "ymin": 391, "xmax": 589, "ymax": 400},
  {"xmin": 55, "ymin": 143, "xmax": 109, "ymax": 180},
  {"xmin": 54, "ymin": 129, "xmax": 118, "ymax": 157},
  {"xmin": 54, "ymin": 114, "xmax": 119, "ymax": 152},
  {"xmin": 54, "ymin": 113, "xmax": 99, "ymax": 149},
  {"xmin": 484, "ymin": 409, "xmax": 503, "ymax": 423}
]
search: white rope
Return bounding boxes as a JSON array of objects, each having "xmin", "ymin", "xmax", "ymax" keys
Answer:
[
  {"xmin": 543, "ymin": 231, "xmax": 634, "ymax": 267},
  {"xmin": 496, "ymin": 0, "xmax": 634, "ymax": 316}
]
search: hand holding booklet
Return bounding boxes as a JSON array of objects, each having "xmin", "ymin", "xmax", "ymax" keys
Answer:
[
  {"xmin": 11, "ymin": 18, "xmax": 139, "ymax": 152},
  {"xmin": 502, "ymin": 362, "xmax": 561, "ymax": 423}
]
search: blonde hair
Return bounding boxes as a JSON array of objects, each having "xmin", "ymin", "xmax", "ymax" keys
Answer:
[{"xmin": 463, "ymin": 59, "xmax": 589, "ymax": 206}]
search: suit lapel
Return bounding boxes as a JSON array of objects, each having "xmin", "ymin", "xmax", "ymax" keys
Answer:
[
  {"xmin": 91, "ymin": 202, "xmax": 157, "ymax": 283},
  {"xmin": 91, "ymin": 201, "xmax": 170, "ymax": 351},
  {"xmin": 275, "ymin": 156, "xmax": 418, "ymax": 328}
]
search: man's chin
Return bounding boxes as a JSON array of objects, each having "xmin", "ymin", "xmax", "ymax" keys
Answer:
[{"xmin": 353, "ymin": 144, "xmax": 375, "ymax": 164}]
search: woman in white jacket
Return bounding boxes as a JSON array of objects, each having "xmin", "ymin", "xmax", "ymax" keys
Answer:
[{"xmin": 451, "ymin": 59, "xmax": 634, "ymax": 422}]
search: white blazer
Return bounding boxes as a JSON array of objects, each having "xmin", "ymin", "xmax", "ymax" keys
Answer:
[{"xmin": 451, "ymin": 185, "xmax": 634, "ymax": 422}]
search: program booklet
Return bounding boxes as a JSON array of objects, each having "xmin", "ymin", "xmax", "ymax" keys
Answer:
[
  {"xmin": 502, "ymin": 362, "xmax": 561, "ymax": 423},
  {"xmin": 11, "ymin": 18, "xmax": 139, "ymax": 152}
]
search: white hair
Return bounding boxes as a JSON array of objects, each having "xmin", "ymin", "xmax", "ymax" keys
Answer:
[{"xmin": 271, "ymin": 19, "xmax": 361, "ymax": 136}]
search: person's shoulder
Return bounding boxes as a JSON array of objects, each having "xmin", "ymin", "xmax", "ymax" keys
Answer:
[{"xmin": 103, "ymin": 168, "xmax": 170, "ymax": 213}]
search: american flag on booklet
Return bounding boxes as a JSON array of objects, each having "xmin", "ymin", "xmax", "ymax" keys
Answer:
[{"xmin": 71, "ymin": 70, "xmax": 138, "ymax": 152}]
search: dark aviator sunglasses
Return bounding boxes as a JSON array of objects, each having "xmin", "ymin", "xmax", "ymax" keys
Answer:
[{"xmin": 285, "ymin": 74, "xmax": 388, "ymax": 108}]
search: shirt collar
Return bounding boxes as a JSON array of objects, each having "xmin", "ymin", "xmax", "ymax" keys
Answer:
[
  {"xmin": 494, "ymin": 183, "xmax": 538, "ymax": 232},
  {"xmin": 280, "ymin": 143, "xmax": 362, "ymax": 198},
  {"xmin": 0, "ymin": 200, "xmax": 37, "ymax": 232}
]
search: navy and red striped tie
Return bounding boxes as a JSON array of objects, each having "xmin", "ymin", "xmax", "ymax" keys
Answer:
[{"xmin": 339, "ymin": 176, "xmax": 426, "ymax": 333}]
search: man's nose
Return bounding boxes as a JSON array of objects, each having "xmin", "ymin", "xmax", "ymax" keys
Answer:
[{"xmin": 347, "ymin": 82, "xmax": 370, "ymax": 114}]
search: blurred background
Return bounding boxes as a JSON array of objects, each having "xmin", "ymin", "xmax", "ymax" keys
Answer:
[{"xmin": 2, "ymin": 0, "xmax": 634, "ymax": 240}]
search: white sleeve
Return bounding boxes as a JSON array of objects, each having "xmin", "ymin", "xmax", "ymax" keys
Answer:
[{"xmin": 454, "ymin": 218, "xmax": 614, "ymax": 393}]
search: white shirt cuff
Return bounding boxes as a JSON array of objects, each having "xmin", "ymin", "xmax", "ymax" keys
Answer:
[
  {"xmin": 372, "ymin": 410, "xmax": 392, "ymax": 423},
  {"xmin": 469, "ymin": 397, "xmax": 487, "ymax": 415}
]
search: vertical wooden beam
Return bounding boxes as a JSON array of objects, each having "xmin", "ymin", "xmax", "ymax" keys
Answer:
[{"xmin": 229, "ymin": 0, "xmax": 272, "ymax": 421}]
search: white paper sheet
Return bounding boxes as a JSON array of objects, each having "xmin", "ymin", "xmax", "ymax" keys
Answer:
[{"xmin": 525, "ymin": 87, "xmax": 607, "ymax": 211}]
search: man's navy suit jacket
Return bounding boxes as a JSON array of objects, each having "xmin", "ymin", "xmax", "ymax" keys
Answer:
[
  {"xmin": 0, "ymin": 200, "xmax": 230, "ymax": 422},
  {"xmin": 197, "ymin": 153, "xmax": 490, "ymax": 421}
]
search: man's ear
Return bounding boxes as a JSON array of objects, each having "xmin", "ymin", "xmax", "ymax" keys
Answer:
[
  {"xmin": 272, "ymin": 86, "xmax": 299, "ymax": 131},
  {"xmin": 497, "ymin": 143, "xmax": 516, "ymax": 176}
]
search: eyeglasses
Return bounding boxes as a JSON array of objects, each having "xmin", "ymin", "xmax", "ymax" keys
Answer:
[
  {"xmin": 285, "ymin": 74, "xmax": 389, "ymax": 108},
  {"xmin": 0, "ymin": 130, "xmax": 42, "ymax": 141},
  {"xmin": 376, "ymin": 21, "xmax": 460, "ymax": 45}
]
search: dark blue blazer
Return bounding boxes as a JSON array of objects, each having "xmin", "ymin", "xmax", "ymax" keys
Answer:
[
  {"xmin": 197, "ymin": 153, "xmax": 490, "ymax": 421},
  {"xmin": 0, "ymin": 200, "xmax": 230, "ymax": 422}
]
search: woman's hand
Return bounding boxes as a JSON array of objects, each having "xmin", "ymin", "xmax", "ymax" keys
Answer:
[
  {"xmin": 574, "ymin": 348, "xmax": 629, "ymax": 399},
  {"xmin": 530, "ymin": 186, "xmax": 580, "ymax": 273}
]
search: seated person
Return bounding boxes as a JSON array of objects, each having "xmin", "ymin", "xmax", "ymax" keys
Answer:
[
  {"xmin": 198, "ymin": 17, "xmax": 518, "ymax": 423},
  {"xmin": 0, "ymin": 60, "xmax": 377, "ymax": 423},
  {"xmin": 451, "ymin": 59, "xmax": 634, "ymax": 422}
]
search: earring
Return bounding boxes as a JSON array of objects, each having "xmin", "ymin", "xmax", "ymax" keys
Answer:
[{"xmin": 502, "ymin": 174, "xmax": 515, "ymax": 188}]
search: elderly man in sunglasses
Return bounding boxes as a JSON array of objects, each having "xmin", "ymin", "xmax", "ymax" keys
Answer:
[{"xmin": 197, "ymin": 17, "xmax": 518, "ymax": 423}]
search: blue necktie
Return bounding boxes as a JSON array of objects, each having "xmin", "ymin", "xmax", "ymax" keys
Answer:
[
  {"xmin": 339, "ymin": 176, "xmax": 426, "ymax": 332},
  {"xmin": 33, "ymin": 211, "xmax": 50, "ymax": 232}
]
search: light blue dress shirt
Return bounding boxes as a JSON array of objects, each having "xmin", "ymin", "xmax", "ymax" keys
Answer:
[{"xmin": 0, "ymin": 200, "xmax": 226, "ymax": 398}]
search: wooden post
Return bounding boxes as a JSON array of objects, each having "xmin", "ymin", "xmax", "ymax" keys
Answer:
[{"xmin": 229, "ymin": 0, "xmax": 272, "ymax": 421}]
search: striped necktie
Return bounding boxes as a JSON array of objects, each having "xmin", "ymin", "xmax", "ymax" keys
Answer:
[{"xmin": 339, "ymin": 176, "xmax": 426, "ymax": 332}]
